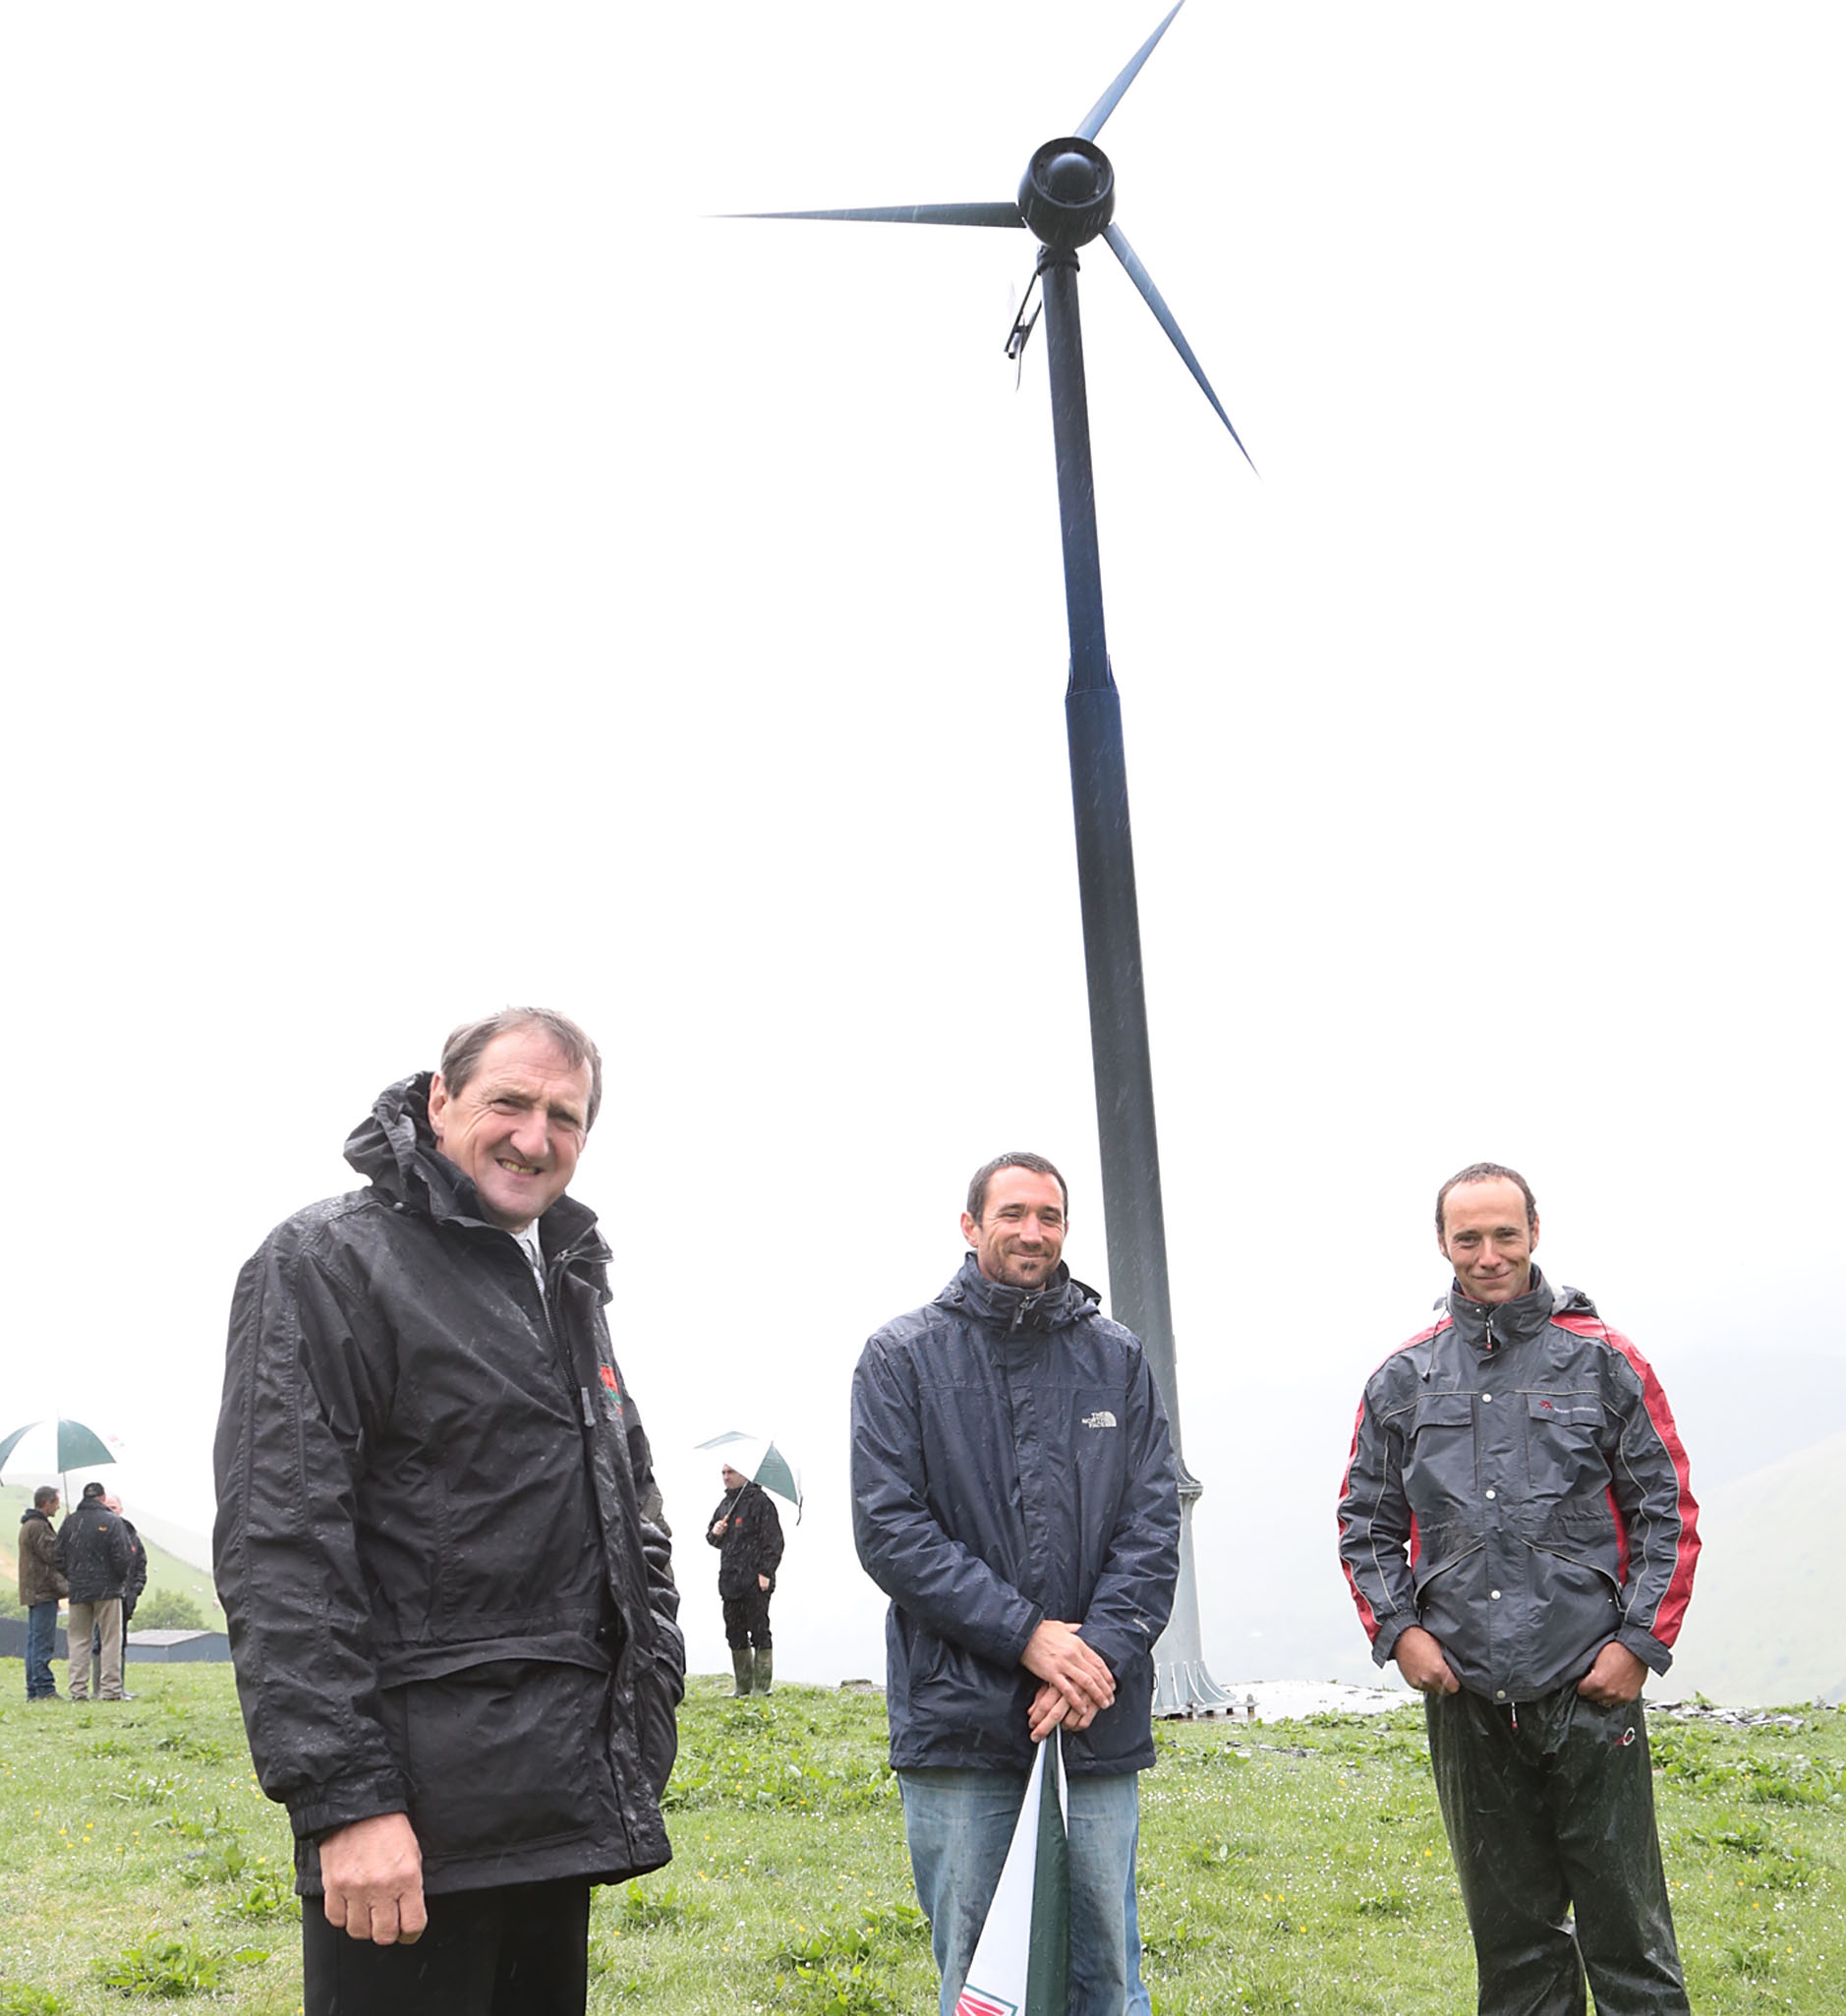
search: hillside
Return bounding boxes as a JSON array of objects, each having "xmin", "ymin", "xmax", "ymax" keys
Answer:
[
  {"xmin": 0, "ymin": 1484, "xmax": 221, "ymax": 1623},
  {"xmin": 1656, "ymin": 1433, "xmax": 1846, "ymax": 1706}
]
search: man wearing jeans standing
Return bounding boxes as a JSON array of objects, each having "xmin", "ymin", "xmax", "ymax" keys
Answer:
[
  {"xmin": 17, "ymin": 1485, "xmax": 68, "ymax": 1702},
  {"xmin": 851, "ymin": 1153, "xmax": 1180, "ymax": 2016}
]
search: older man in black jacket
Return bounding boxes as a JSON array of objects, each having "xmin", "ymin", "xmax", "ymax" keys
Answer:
[
  {"xmin": 214, "ymin": 1008, "xmax": 684, "ymax": 2016},
  {"xmin": 851, "ymin": 1152, "xmax": 1180, "ymax": 2016}
]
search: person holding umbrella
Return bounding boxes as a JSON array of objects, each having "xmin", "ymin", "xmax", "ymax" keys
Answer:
[{"xmin": 707, "ymin": 1461, "xmax": 784, "ymax": 1697}]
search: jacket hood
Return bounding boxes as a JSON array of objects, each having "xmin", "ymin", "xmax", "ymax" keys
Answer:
[
  {"xmin": 21, "ymin": 1508, "xmax": 50, "ymax": 1527},
  {"xmin": 1442, "ymin": 1267, "xmax": 1598, "ymax": 1352},
  {"xmin": 343, "ymin": 1073, "xmax": 606, "ymax": 1261},
  {"xmin": 934, "ymin": 1252, "xmax": 1101, "ymax": 1334}
]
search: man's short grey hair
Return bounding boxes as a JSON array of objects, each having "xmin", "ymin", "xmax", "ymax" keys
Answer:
[
  {"xmin": 1436, "ymin": 1161, "xmax": 1538, "ymax": 1237},
  {"xmin": 32, "ymin": 1484, "xmax": 58, "ymax": 1509},
  {"xmin": 966, "ymin": 1152, "xmax": 1069, "ymax": 1223},
  {"xmin": 438, "ymin": 1008, "xmax": 605, "ymax": 1129}
]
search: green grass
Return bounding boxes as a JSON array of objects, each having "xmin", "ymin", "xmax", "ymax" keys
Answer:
[{"xmin": 0, "ymin": 1663, "xmax": 1840, "ymax": 2011}]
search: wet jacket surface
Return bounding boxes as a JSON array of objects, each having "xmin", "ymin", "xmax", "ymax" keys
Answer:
[
  {"xmin": 122, "ymin": 1520, "xmax": 147, "ymax": 1623},
  {"xmin": 18, "ymin": 1509, "xmax": 68, "ymax": 1607},
  {"xmin": 1338, "ymin": 1270, "xmax": 1700, "ymax": 1701},
  {"xmin": 707, "ymin": 1481, "xmax": 784, "ymax": 1600},
  {"xmin": 851, "ymin": 1256, "xmax": 1181, "ymax": 1776},
  {"xmin": 56, "ymin": 1499, "xmax": 132, "ymax": 1603},
  {"xmin": 213, "ymin": 1074, "xmax": 685, "ymax": 1896}
]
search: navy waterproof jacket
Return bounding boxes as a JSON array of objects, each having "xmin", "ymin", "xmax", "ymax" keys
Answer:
[
  {"xmin": 1337, "ymin": 1269, "xmax": 1701, "ymax": 1702},
  {"xmin": 851, "ymin": 1256, "xmax": 1181, "ymax": 1776}
]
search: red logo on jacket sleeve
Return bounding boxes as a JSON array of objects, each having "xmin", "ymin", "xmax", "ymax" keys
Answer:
[{"xmin": 599, "ymin": 1365, "xmax": 619, "ymax": 1393}]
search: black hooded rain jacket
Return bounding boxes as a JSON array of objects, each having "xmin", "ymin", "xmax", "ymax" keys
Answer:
[{"xmin": 213, "ymin": 1074, "xmax": 684, "ymax": 1897}]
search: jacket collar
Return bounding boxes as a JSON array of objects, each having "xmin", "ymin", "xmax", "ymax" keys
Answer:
[
  {"xmin": 1442, "ymin": 1264, "xmax": 1557, "ymax": 1354},
  {"xmin": 935, "ymin": 1251, "xmax": 1099, "ymax": 1334},
  {"xmin": 342, "ymin": 1072, "xmax": 609, "ymax": 1269}
]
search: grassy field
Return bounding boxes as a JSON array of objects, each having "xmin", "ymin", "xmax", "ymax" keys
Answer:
[{"xmin": 0, "ymin": 1662, "xmax": 1839, "ymax": 2013}]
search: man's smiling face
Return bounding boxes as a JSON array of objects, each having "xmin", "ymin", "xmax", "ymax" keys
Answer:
[
  {"xmin": 426, "ymin": 1026, "xmax": 594, "ymax": 1232},
  {"xmin": 1438, "ymin": 1176, "xmax": 1539, "ymax": 1305},
  {"xmin": 961, "ymin": 1165, "xmax": 1067, "ymax": 1290}
]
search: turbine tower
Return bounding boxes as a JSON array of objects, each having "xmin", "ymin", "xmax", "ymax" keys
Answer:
[{"xmin": 742, "ymin": 1, "xmax": 1246, "ymax": 1713}]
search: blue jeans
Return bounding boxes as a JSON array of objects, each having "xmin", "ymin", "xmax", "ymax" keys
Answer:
[
  {"xmin": 25, "ymin": 1602, "xmax": 59, "ymax": 1699},
  {"xmin": 897, "ymin": 1766, "xmax": 1146, "ymax": 2016}
]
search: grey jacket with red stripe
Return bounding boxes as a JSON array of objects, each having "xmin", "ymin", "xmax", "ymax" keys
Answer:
[{"xmin": 1337, "ymin": 1269, "xmax": 1700, "ymax": 1702}]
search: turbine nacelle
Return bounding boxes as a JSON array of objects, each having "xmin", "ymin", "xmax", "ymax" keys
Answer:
[{"xmin": 1018, "ymin": 138, "xmax": 1115, "ymax": 253}]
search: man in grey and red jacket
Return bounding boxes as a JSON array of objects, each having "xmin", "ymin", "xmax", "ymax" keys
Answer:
[{"xmin": 1338, "ymin": 1162, "xmax": 1701, "ymax": 2016}]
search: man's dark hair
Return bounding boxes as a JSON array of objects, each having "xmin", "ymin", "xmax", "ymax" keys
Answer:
[
  {"xmin": 1436, "ymin": 1162, "xmax": 1538, "ymax": 1237},
  {"xmin": 967, "ymin": 1152, "xmax": 1069, "ymax": 1223},
  {"xmin": 32, "ymin": 1484, "xmax": 58, "ymax": 1509},
  {"xmin": 438, "ymin": 1007, "xmax": 604, "ymax": 1129},
  {"xmin": 81, "ymin": 1479, "xmax": 107, "ymax": 1501}
]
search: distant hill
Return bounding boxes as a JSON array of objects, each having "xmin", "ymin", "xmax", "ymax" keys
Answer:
[
  {"xmin": 1, "ymin": 1485, "xmax": 221, "ymax": 1622},
  {"xmin": 1659, "ymin": 1347, "xmax": 1846, "ymax": 1489},
  {"xmin": 1655, "ymin": 1432, "xmax": 1846, "ymax": 1707}
]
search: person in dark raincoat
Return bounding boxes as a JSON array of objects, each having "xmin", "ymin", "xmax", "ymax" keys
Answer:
[
  {"xmin": 1338, "ymin": 1162, "xmax": 1701, "ymax": 2016},
  {"xmin": 851, "ymin": 1152, "xmax": 1180, "ymax": 2016},
  {"xmin": 214, "ymin": 1008, "xmax": 684, "ymax": 2016},
  {"xmin": 706, "ymin": 1463, "xmax": 784, "ymax": 1696},
  {"xmin": 56, "ymin": 1480, "xmax": 131, "ymax": 1701}
]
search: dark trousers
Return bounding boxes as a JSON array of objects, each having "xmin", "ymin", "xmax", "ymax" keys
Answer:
[
  {"xmin": 721, "ymin": 1588, "xmax": 772, "ymax": 1650},
  {"xmin": 25, "ymin": 1602, "xmax": 59, "ymax": 1699},
  {"xmin": 1425, "ymin": 1684, "xmax": 1689, "ymax": 2016},
  {"xmin": 303, "ymin": 1875, "xmax": 591, "ymax": 2016}
]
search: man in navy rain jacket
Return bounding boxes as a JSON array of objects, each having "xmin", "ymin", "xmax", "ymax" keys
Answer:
[
  {"xmin": 1338, "ymin": 1162, "xmax": 1700, "ymax": 2016},
  {"xmin": 851, "ymin": 1152, "xmax": 1180, "ymax": 2016}
]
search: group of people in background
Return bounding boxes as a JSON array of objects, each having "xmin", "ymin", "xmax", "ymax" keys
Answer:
[
  {"xmin": 199, "ymin": 1006, "xmax": 1701, "ymax": 2016},
  {"xmin": 15, "ymin": 1479, "xmax": 146, "ymax": 1703}
]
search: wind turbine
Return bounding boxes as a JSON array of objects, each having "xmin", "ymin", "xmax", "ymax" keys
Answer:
[{"xmin": 740, "ymin": 0, "xmax": 1245, "ymax": 1714}]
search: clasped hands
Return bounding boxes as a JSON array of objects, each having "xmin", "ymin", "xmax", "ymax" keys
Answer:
[{"xmin": 1020, "ymin": 1617, "xmax": 1115, "ymax": 1742}]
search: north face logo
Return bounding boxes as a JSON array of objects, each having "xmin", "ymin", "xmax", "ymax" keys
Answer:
[{"xmin": 1081, "ymin": 1411, "xmax": 1118, "ymax": 1430}]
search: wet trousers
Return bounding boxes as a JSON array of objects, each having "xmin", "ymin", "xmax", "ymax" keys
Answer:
[
  {"xmin": 897, "ymin": 1765, "xmax": 1145, "ymax": 2016},
  {"xmin": 303, "ymin": 1875, "xmax": 590, "ymax": 2015},
  {"xmin": 1425, "ymin": 1683, "xmax": 1689, "ymax": 2016},
  {"xmin": 65, "ymin": 1597, "xmax": 124, "ymax": 1700},
  {"xmin": 721, "ymin": 1588, "xmax": 772, "ymax": 1650}
]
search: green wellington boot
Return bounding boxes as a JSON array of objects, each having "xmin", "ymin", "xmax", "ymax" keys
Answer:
[
  {"xmin": 729, "ymin": 1647, "xmax": 754, "ymax": 1698},
  {"xmin": 752, "ymin": 1647, "xmax": 774, "ymax": 1696}
]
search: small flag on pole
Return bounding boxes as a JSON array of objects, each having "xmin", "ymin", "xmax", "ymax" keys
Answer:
[{"xmin": 955, "ymin": 1732, "xmax": 1069, "ymax": 2016}]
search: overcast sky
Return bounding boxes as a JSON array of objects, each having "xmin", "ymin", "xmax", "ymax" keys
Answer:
[{"xmin": 4, "ymin": 3, "xmax": 1841, "ymax": 1688}]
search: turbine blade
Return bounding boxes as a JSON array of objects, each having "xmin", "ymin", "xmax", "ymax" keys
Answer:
[
  {"xmin": 1075, "ymin": 0, "xmax": 1186, "ymax": 142},
  {"xmin": 724, "ymin": 202, "xmax": 1022, "ymax": 228},
  {"xmin": 1103, "ymin": 223, "xmax": 1255, "ymax": 471}
]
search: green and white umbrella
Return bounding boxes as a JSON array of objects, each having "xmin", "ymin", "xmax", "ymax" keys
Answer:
[
  {"xmin": 955, "ymin": 1731, "xmax": 1069, "ymax": 2016},
  {"xmin": 694, "ymin": 1430, "xmax": 803, "ymax": 1520},
  {"xmin": 0, "ymin": 1416, "xmax": 121, "ymax": 1498}
]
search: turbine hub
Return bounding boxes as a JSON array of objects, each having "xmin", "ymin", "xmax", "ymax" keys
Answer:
[{"xmin": 1017, "ymin": 137, "xmax": 1115, "ymax": 252}]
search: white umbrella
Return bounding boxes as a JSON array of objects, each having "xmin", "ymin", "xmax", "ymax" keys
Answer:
[
  {"xmin": 694, "ymin": 1430, "xmax": 803, "ymax": 1520},
  {"xmin": 0, "ymin": 1417, "xmax": 125, "ymax": 1501}
]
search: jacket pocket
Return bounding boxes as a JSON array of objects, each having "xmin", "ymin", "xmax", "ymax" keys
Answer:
[
  {"xmin": 1522, "ymin": 1389, "xmax": 1610, "ymax": 1499},
  {"xmin": 392, "ymin": 1656, "xmax": 609, "ymax": 1858},
  {"xmin": 1404, "ymin": 1392, "xmax": 1476, "ymax": 1504}
]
